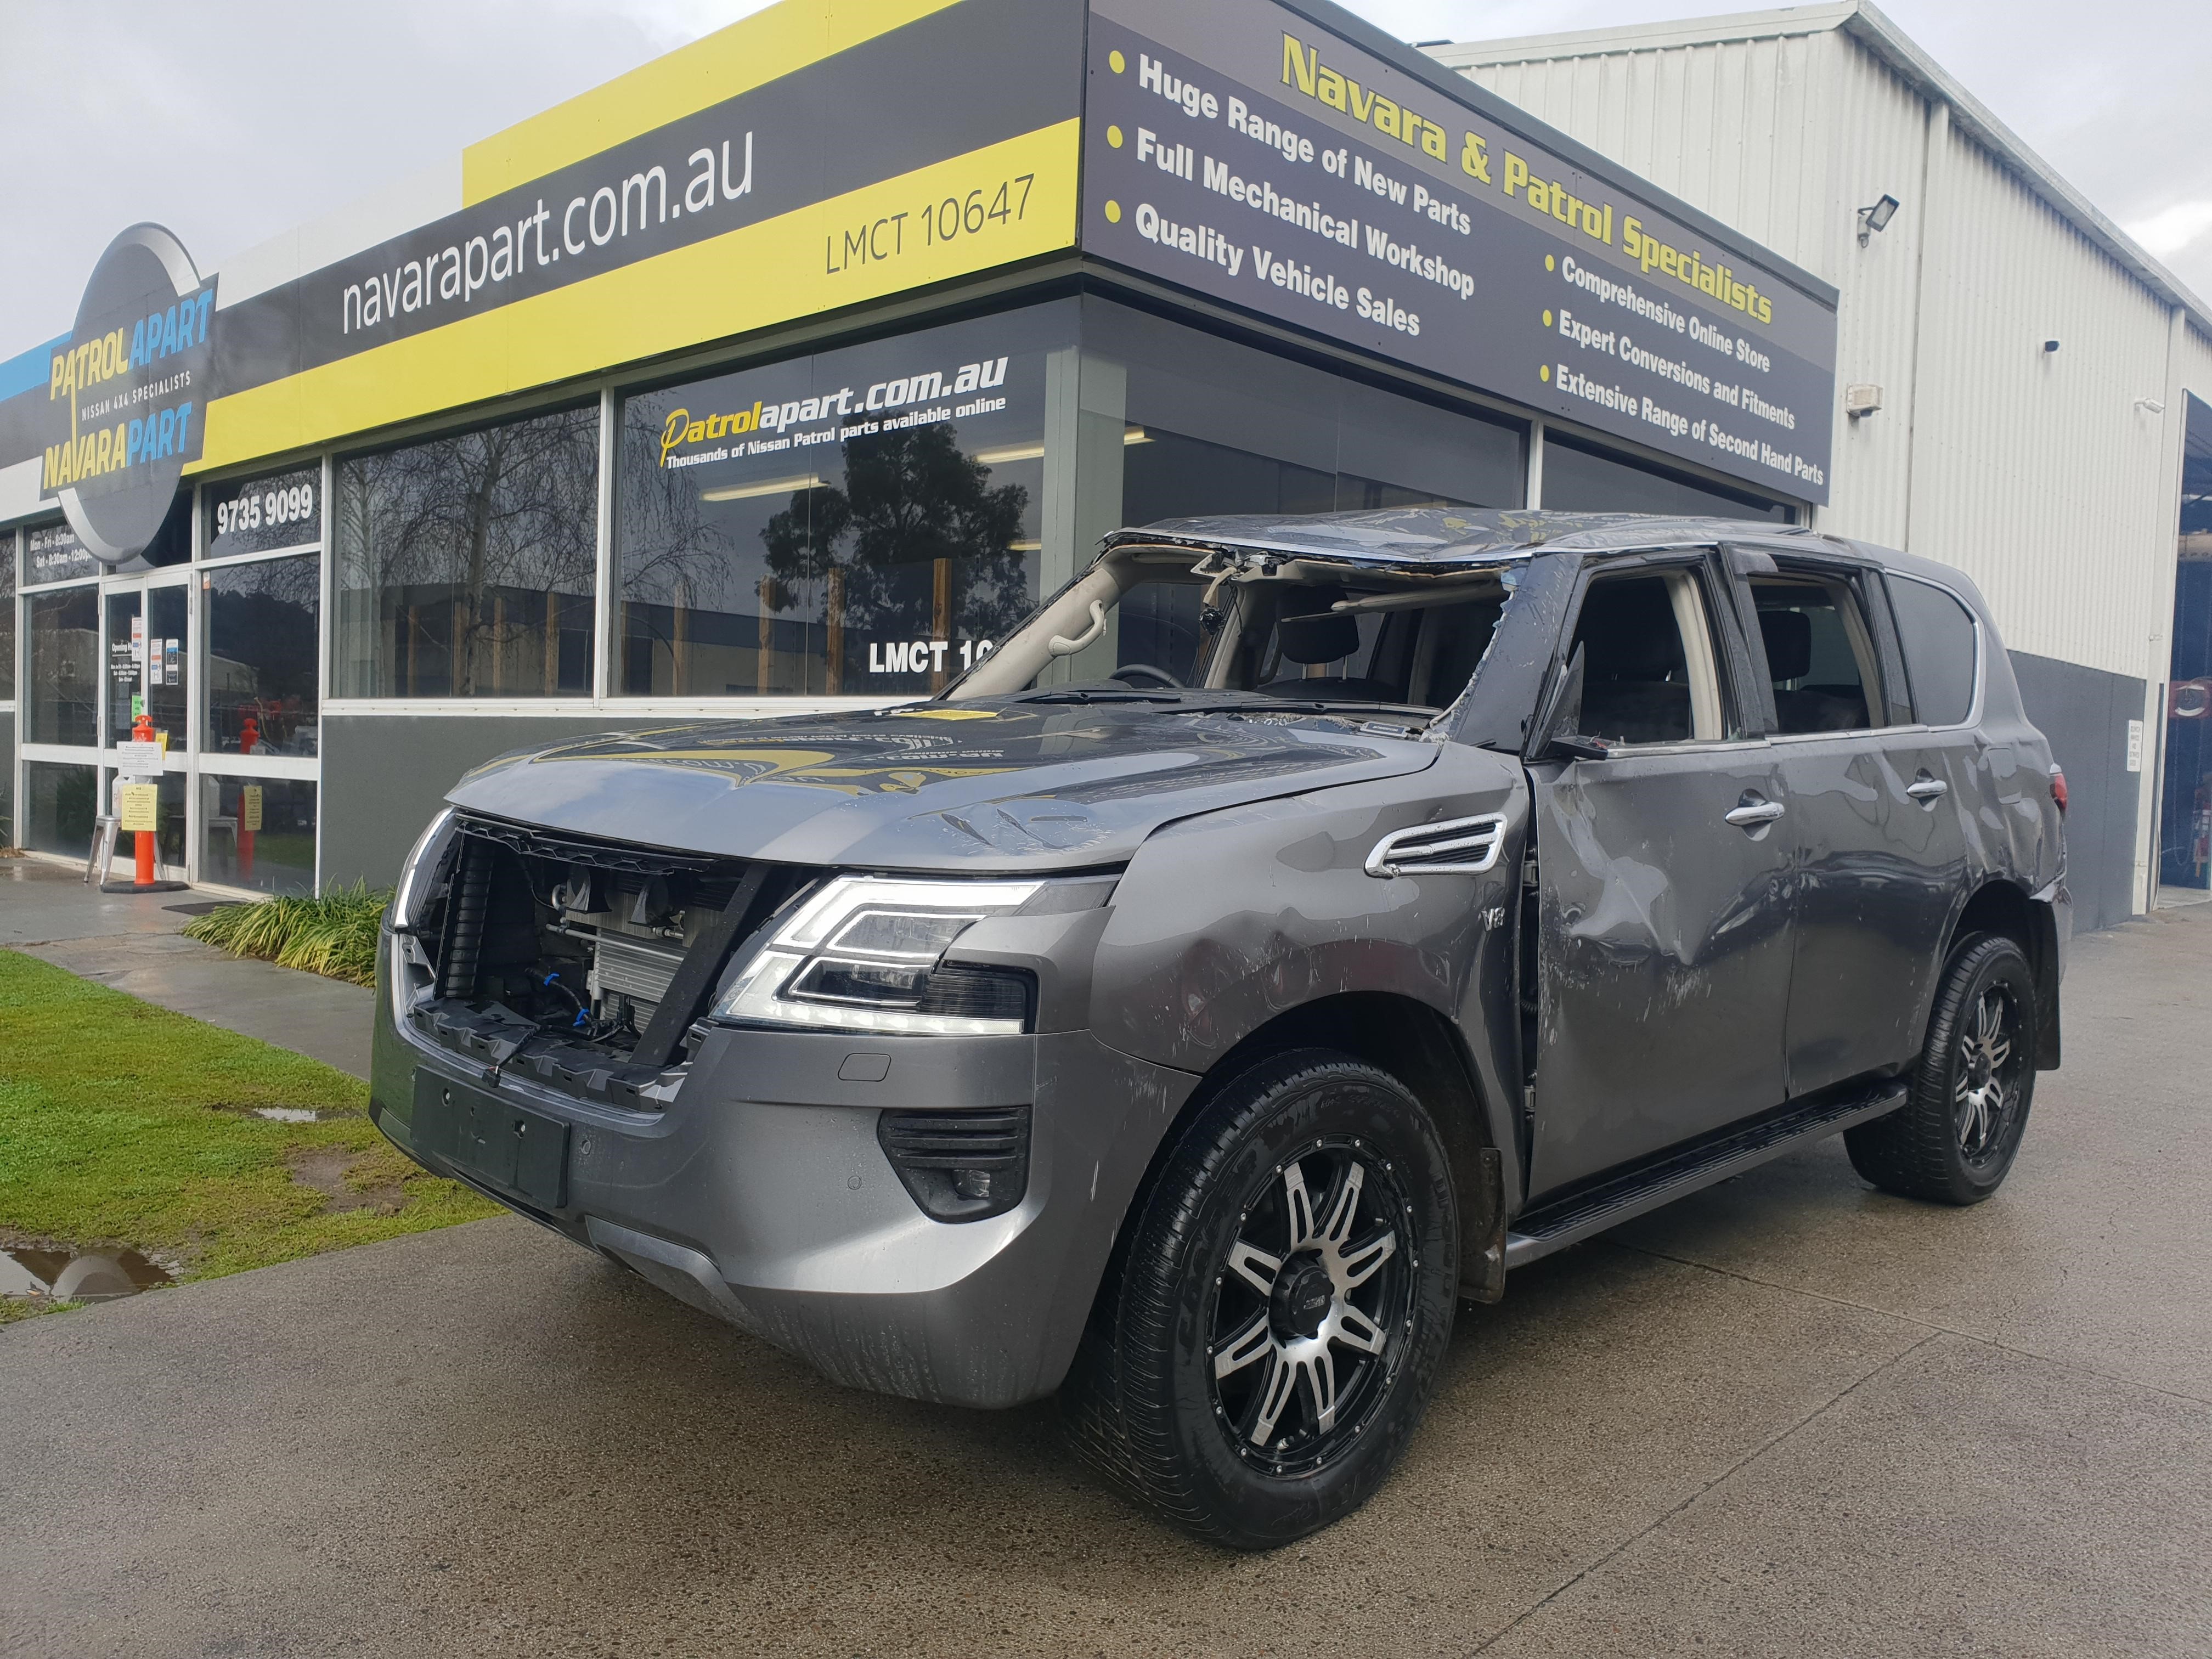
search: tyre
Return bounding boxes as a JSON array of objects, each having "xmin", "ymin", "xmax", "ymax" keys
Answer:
[
  {"xmin": 1845, "ymin": 932, "xmax": 2038, "ymax": 1205},
  {"xmin": 1062, "ymin": 1049, "xmax": 1457, "ymax": 1550}
]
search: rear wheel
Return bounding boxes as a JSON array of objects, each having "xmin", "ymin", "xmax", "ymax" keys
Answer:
[
  {"xmin": 1846, "ymin": 933, "xmax": 2037, "ymax": 1204},
  {"xmin": 1062, "ymin": 1049, "xmax": 1457, "ymax": 1550}
]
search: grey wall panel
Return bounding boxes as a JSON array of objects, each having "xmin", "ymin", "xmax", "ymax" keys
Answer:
[
  {"xmin": 1, "ymin": 708, "xmax": 14, "ymax": 846},
  {"xmin": 320, "ymin": 713, "xmax": 653, "ymax": 889},
  {"xmin": 2010, "ymin": 651, "xmax": 2140, "ymax": 934}
]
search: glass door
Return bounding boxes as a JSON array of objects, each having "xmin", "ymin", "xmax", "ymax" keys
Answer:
[
  {"xmin": 103, "ymin": 588, "xmax": 141, "ymax": 747},
  {"xmin": 100, "ymin": 575, "xmax": 191, "ymax": 878}
]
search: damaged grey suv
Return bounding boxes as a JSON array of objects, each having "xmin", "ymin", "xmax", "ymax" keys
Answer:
[{"xmin": 373, "ymin": 509, "xmax": 2067, "ymax": 1548}]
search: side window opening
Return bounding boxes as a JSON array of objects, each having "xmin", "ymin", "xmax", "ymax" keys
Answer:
[
  {"xmin": 1566, "ymin": 569, "xmax": 1726, "ymax": 746},
  {"xmin": 1749, "ymin": 572, "xmax": 1887, "ymax": 734}
]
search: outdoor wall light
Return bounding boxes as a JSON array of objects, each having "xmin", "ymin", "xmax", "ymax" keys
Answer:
[
  {"xmin": 2136, "ymin": 397, "xmax": 2166, "ymax": 414},
  {"xmin": 1856, "ymin": 194, "xmax": 1900, "ymax": 246}
]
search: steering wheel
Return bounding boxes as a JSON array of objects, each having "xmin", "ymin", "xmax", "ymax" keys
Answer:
[{"xmin": 1110, "ymin": 662, "xmax": 1183, "ymax": 689}]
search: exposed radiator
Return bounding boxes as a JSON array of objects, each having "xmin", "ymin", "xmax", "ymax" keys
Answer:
[{"xmin": 591, "ymin": 933, "xmax": 686, "ymax": 1013}]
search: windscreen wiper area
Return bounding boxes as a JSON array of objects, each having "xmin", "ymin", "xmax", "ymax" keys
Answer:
[{"xmin": 1007, "ymin": 687, "xmax": 1189, "ymax": 705}]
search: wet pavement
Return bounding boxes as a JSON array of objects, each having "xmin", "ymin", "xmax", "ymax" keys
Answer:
[
  {"xmin": 2, "ymin": 905, "xmax": 2209, "ymax": 1657},
  {"xmin": 0, "ymin": 857, "xmax": 374, "ymax": 1080}
]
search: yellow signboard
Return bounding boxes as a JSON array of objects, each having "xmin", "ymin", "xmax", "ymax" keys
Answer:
[
  {"xmin": 117, "ymin": 783, "xmax": 160, "ymax": 833},
  {"xmin": 241, "ymin": 785, "xmax": 264, "ymax": 833}
]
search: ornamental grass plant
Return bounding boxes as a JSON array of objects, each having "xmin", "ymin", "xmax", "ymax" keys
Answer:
[{"xmin": 183, "ymin": 882, "xmax": 390, "ymax": 986}]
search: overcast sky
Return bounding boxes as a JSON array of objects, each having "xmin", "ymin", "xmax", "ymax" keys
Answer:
[{"xmin": 2, "ymin": 0, "xmax": 2205, "ymax": 346}]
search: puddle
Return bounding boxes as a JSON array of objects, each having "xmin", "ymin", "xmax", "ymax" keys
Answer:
[
  {"xmin": 1, "ymin": 1246, "xmax": 174, "ymax": 1304},
  {"xmin": 253, "ymin": 1107, "xmax": 320, "ymax": 1122}
]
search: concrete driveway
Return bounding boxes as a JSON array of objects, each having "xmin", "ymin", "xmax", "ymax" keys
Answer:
[{"xmin": 3, "ymin": 907, "xmax": 2208, "ymax": 1658}]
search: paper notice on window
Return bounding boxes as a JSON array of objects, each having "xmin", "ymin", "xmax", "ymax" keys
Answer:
[{"xmin": 241, "ymin": 786, "xmax": 264, "ymax": 833}]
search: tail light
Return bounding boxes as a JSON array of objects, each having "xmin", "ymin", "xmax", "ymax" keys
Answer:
[{"xmin": 2050, "ymin": 766, "xmax": 2068, "ymax": 815}]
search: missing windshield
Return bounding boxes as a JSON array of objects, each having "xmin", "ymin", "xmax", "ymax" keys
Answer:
[{"xmin": 951, "ymin": 544, "xmax": 1512, "ymax": 713}]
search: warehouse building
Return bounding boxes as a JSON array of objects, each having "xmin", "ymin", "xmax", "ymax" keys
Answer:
[{"xmin": 0, "ymin": 0, "xmax": 2205, "ymax": 933}]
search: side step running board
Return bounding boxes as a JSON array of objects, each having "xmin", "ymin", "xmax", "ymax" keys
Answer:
[{"xmin": 1504, "ymin": 1079, "xmax": 1908, "ymax": 1270}]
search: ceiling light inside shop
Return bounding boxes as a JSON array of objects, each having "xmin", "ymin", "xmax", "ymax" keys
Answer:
[
  {"xmin": 701, "ymin": 473, "xmax": 824, "ymax": 502},
  {"xmin": 975, "ymin": 428, "xmax": 1152, "ymax": 468}
]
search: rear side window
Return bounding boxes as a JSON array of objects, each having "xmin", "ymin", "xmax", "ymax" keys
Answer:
[
  {"xmin": 1748, "ymin": 573, "xmax": 1887, "ymax": 734},
  {"xmin": 1887, "ymin": 575, "xmax": 1979, "ymax": 726}
]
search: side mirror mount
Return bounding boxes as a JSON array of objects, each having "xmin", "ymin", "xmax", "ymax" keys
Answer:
[{"xmin": 1526, "ymin": 644, "xmax": 1612, "ymax": 762}]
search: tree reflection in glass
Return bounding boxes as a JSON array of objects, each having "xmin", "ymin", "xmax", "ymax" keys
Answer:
[
  {"xmin": 335, "ymin": 407, "xmax": 598, "ymax": 698},
  {"xmin": 761, "ymin": 424, "xmax": 1030, "ymax": 693}
]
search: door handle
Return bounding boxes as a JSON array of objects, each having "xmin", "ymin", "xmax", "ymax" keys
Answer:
[
  {"xmin": 1906, "ymin": 777, "xmax": 1949, "ymax": 802},
  {"xmin": 1724, "ymin": 799, "xmax": 1786, "ymax": 828}
]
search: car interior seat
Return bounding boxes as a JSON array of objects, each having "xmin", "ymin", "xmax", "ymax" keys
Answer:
[
  {"xmin": 1759, "ymin": 608, "xmax": 1867, "ymax": 732},
  {"xmin": 1574, "ymin": 580, "xmax": 1692, "ymax": 743},
  {"xmin": 1258, "ymin": 585, "xmax": 1402, "ymax": 703}
]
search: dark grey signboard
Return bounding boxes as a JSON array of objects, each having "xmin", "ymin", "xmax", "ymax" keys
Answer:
[{"xmin": 1081, "ymin": 0, "xmax": 1837, "ymax": 502}]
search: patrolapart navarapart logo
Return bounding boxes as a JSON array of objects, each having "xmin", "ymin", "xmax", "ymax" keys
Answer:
[{"xmin": 41, "ymin": 223, "xmax": 215, "ymax": 563}]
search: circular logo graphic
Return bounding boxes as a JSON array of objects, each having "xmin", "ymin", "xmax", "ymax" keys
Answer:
[{"xmin": 43, "ymin": 223, "xmax": 215, "ymax": 563}]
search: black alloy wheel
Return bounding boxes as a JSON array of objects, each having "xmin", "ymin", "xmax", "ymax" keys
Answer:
[
  {"xmin": 1062, "ymin": 1049, "xmax": 1457, "ymax": 1550},
  {"xmin": 1207, "ymin": 1138, "xmax": 1414, "ymax": 1475},
  {"xmin": 1953, "ymin": 980, "xmax": 2024, "ymax": 1165},
  {"xmin": 1846, "ymin": 932, "xmax": 2038, "ymax": 1204}
]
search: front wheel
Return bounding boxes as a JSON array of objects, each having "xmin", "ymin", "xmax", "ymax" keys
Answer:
[
  {"xmin": 1846, "ymin": 932, "xmax": 2038, "ymax": 1204},
  {"xmin": 1062, "ymin": 1050, "xmax": 1457, "ymax": 1550}
]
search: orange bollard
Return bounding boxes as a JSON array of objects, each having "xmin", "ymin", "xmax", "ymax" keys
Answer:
[
  {"xmin": 237, "ymin": 714, "xmax": 261, "ymax": 877},
  {"xmin": 130, "ymin": 713, "xmax": 157, "ymax": 885}
]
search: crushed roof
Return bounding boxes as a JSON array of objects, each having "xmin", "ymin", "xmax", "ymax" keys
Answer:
[{"xmin": 1103, "ymin": 506, "xmax": 1820, "ymax": 566}]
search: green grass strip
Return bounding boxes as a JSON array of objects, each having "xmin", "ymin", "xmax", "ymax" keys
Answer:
[
  {"xmin": 0, "ymin": 949, "xmax": 496, "ymax": 1318},
  {"xmin": 182, "ymin": 882, "xmax": 390, "ymax": 986}
]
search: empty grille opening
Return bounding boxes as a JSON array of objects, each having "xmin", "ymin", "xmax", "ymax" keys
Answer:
[
  {"xmin": 878, "ymin": 1107, "xmax": 1032, "ymax": 1222},
  {"xmin": 409, "ymin": 815, "xmax": 783, "ymax": 1091}
]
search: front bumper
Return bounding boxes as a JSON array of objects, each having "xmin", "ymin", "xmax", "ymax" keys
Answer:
[{"xmin": 370, "ymin": 936, "xmax": 1196, "ymax": 1408}]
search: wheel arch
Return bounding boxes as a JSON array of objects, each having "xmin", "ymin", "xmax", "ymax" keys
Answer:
[
  {"xmin": 1091, "ymin": 992, "xmax": 1508, "ymax": 1318},
  {"xmin": 1944, "ymin": 879, "xmax": 2061, "ymax": 1069}
]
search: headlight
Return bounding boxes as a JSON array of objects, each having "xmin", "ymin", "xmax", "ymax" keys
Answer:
[
  {"xmin": 713, "ymin": 876, "xmax": 1041, "ymax": 1035},
  {"xmin": 388, "ymin": 806, "xmax": 457, "ymax": 934}
]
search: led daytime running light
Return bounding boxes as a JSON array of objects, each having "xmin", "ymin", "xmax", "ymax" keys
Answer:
[{"xmin": 716, "ymin": 876, "xmax": 1041, "ymax": 1035}]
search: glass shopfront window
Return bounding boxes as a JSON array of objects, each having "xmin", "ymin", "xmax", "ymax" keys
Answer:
[
  {"xmin": 25, "ymin": 520, "xmax": 99, "ymax": 585},
  {"xmin": 618, "ymin": 307, "xmax": 1059, "ymax": 698},
  {"xmin": 615, "ymin": 297, "xmax": 1526, "ymax": 700},
  {"xmin": 200, "ymin": 775, "xmax": 315, "ymax": 896},
  {"xmin": 1541, "ymin": 433, "xmax": 1790, "ymax": 521},
  {"xmin": 24, "ymin": 760, "xmax": 97, "ymax": 857},
  {"xmin": 205, "ymin": 553, "xmax": 320, "ymax": 755},
  {"xmin": 333, "ymin": 405, "xmax": 597, "ymax": 697},
  {"xmin": 27, "ymin": 586, "xmax": 99, "ymax": 746},
  {"xmin": 205, "ymin": 466, "xmax": 321, "ymax": 560}
]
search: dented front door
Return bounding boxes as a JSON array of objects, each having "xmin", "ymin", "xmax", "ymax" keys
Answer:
[{"xmin": 1523, "ymin": 745, "xmax": 1795, "ymax": 1199}]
